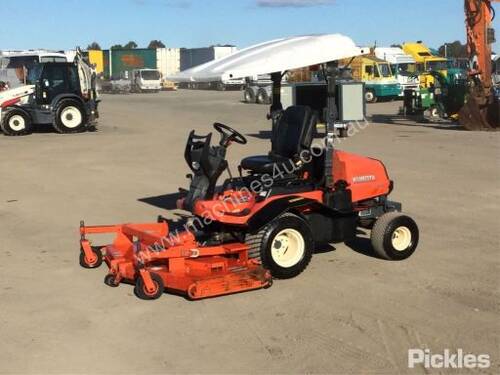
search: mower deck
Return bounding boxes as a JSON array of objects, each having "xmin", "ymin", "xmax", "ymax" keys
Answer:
[{"xmin": 79, "ymin": 221, "xmax": 272, "ymax": 300}]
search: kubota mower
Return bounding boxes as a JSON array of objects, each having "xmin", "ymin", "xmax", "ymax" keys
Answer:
[{"xmin": 79, "ymin": 35, "xmax": 419, "ymax": 300}]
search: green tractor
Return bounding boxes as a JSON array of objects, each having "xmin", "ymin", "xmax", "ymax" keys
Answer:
[{"xmin": 403, "ymin": 69, "xmax": 468, "ymax": 120}]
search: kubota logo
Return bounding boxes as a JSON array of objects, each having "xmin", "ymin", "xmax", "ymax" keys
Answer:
[
  {"xmin": 352, "ymin": 175, "xmax": 375, "ymax": 183},
  {"xmin": 121, "ymin": 55, "xmax": 144, "ymax": 67}
]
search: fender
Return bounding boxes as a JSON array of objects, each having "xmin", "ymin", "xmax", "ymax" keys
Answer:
[
  {"xmin": 51, "ymin": 94, "xmax": 85, "ymax": 110},
  {"xmin": 246, "ymin": 195, "xmax": 321, "ymax": 232},
  {"xmin": 0, "ymin": 105, "xmax": 33, "ymax": 123}
]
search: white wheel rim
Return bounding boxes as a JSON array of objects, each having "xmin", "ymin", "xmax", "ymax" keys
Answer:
[
  {"xmin": 9, "ymin": 115, "xmax": 26, "ymax": 131},
  {"xmin": 61, "ymin": 106, "xmax": 82, "ymax": 128},
  {"xmin": 271, "ymin": 228, "xmax": 305, "ymax": 268},
  {"xmin": 391, "ymin": 226, "xmax": 412, "ymax": 251},
  {"xmin": 365, "ymin": 92, "xmax": 373, "ymax": 101}
]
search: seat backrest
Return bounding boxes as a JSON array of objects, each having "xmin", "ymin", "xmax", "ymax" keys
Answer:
[{"xmin": 271, "ymin": 105, "xmax": 315, "ymax": 159}]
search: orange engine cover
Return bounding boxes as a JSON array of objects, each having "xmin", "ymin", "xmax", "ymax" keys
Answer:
[{"xmin": 333, "ymin": 150, "xmax": 391, "ymax": 202}]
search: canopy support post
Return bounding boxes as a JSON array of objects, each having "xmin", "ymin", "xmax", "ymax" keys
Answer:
[
  {"xmin": 325, "ymin": 61, "xmax": 338, "ymax": 188},
  {"xmin": 269, "ymin": 71, "xmax": 284, "ymax": 149}
]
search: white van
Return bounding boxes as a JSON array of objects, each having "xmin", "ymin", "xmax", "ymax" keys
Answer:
[{"xmin": 375, "ymin": 47, "xmax": 420, "ymax": 95}]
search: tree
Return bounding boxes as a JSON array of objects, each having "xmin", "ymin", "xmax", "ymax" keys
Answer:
[
  {"xmin": 87, "ymin": 42, "xmax": 101, "ymax": 50},
  {"xmin": 438, "ymin": 40, "xmax": 467, "ymax": 58},
  {"xmin": 123, "ymin": 41, "xmax": 138, "ymax": 49},
  {"xmin": 390, "ymin": 44, "xmax": 402, "ymax": 49},
  {"xmin": 148, "ymin": 40, "xmax": 166, "ymax": 49},
  {"xmin": 110, "ymin": 44, "xmax": 123, "ymax": 50}
]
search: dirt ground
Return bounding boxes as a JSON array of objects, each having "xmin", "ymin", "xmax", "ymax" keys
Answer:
[{"xmin": 0, "ymin": 90, "xmax": 498, "ymax": 374}]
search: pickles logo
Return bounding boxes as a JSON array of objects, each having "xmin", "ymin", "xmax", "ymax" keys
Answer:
[
  {"xmin": 408, "ymin": 349, "xmax": 490, "ymax": 369},
  {"xmin": 121, "ymin": 55, "xmax": 144, "ymax": 67}
]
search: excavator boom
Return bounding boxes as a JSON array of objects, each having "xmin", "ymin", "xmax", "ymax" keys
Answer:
[{"xmin": 459, "ymin": 0, "xmax": 499, "ymax": 129}]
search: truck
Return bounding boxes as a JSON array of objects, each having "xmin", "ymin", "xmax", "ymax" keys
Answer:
[
  {"xmin": 340, "ymin": 55, "xmax": 401, "ymax": 103},
  {"xmin": 402, "ymin": 42, "xmax": 448, "ymax": 88},
  {"xmin": 374, "ymin": 47, "xmax": 420, "ymax": 95},
  {"xmin": 130, "ymin": 68, "xmax": 161, "ymax": 92},
  {"xmin": 243, "ymin": 75, "xmax": 273, "ymax": 104},
  {"xmin": 0, "ymin": 50, "xmax": 99, "ymax": 136}
]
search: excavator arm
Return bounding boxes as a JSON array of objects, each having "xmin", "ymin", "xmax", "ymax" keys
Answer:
[{"xmin": 459, "ymin": 0, "xmax": 499, "ymax": 129}]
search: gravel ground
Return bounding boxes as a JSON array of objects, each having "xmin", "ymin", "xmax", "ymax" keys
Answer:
[{"xmin": 0, "ymin": 90, "xmax": 498, "ymax": 374}]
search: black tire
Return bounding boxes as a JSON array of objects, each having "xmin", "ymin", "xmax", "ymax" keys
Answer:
[
  {"xmin": 1, "ymin": 109, "xmax": 32, "ymax": 136},
  {"xmin": 244, "ymin": 88, "xmax": 256, "ymax": 103},
  {"xmin": 104, "ymin": 274, "xmax": 119, "ymax": 287},
  {"xmin": 53, "ymin": 99, "xmax": 87, "ymax": 134},
  {"xmin": 134, "ymin": 273, "xmax": 164, "ymax": 300},
  {"xmin": 358, "ymin": 218, "xmax": 375, "ymax": 229},
  {"xmin": 246, "ymin": 213, "xmax": 313, "ymax": 279},
  {"xmin": 79, "ymin": 246, "xmax": 103, "ymax": 268},
  {"xmin": 370, "ymin": 212, "xmax": 419, "ymax": 260},
  {"xmin": 257, "ymin": 89, "xmax": 270, "ymax": 104},
  {"xmin": 365, "ymin": 90, "xmax": 377, "ymax": 103}
]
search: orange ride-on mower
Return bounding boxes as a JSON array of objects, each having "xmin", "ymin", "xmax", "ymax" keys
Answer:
[{"xmin": 79, "ymin": 36, "xmax": 419, "ymax": 300}]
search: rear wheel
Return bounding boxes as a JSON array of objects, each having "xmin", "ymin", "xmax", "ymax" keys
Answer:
[
  {"xmin": 429, "ymin": 106, "xmax": 440, "ymax": 118},
  {"xmin": 257, "ymin": 89, "xmax": 270, "ymax": 104},
  {"xmin": 370, "ymin": 212, "xmax": 419, "ymax": 260},
  {"xmin": 1, "ymin": 109, "xmax": 32, "ymax": 136},
  {"xmin": 246, "ymin": 213, "xmax": 313, "ymax": 279},
  {"xmin": 53, "ymin": 100, "xmax": 87, "ymax": 133}
]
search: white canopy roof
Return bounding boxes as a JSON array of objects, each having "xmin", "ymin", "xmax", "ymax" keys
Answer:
[{"xmin": 168, "ymin": 34, "xmax": 369, "ymax": 83}]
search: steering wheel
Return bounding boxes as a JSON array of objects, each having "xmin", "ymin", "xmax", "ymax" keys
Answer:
[{"xmin": 213, "ymin": 122, "xmax": 247, "ymax": 146}]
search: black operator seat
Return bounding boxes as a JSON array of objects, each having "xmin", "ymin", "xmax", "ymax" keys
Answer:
[{"xmin": 241, "ymin": 105, "xmax": 316, "ymax": 174}]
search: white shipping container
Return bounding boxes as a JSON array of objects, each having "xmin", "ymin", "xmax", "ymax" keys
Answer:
[
  {"xmin": 157, "ymin": 48, "xmax": 180, "ymax": 78},
  {"xmin": 213, "ymin": 46, "xmax": 238, "ymax": 61}
]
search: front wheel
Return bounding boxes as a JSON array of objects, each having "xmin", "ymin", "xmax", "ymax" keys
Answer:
[
  {"xmin": 79, "ymin": 246, "xmax": 103, "ymax": 268},
  {"xmin": 365, "ymin": 90, "xmax": 377, "ymax": 103},
  {"xmin": 135, "ymin": 273, "xmax": 164, "ymax": 300},
  {"xmin": 53, "ymin": 100, "xmax": 87, "ymax": 133},
  {"xmin": 247, "ymin": 213, "xmax": 313, "ymax": 279},
  {"xmin": 244, "ymin": 88, "xmax": 256, "ymax": 103},
  {"xmin": 370, "ymin": 212, "xmax": 419, "ymax": 260},
  {"xmin": 1, "ymin": 109, "xmax": 32, "ymax": 136}
]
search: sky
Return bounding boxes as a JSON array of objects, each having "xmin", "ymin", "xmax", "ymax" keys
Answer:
[{"xmin": 0, "ymin": 0, "xmax": 498, "ymax": 52}]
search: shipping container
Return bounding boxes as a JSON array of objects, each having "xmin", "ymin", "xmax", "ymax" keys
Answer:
[
  {"xmin": 180, "ymin": 46, "xmax": 237, "ymax": 71},
  {"xmin": 88, "ymin": 50, "xmax": 104, "ymax": 74},
  {"xmin": 107, "ymin": 48, "xmax": 157, "ymax": 79},
  {"xmin": 156, "ymin": 48, "xmax": 180, "ymax": 78}
]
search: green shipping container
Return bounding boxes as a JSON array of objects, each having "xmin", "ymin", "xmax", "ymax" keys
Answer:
[{"xmin": 105, "ymin": 48, "xmax": 157, "ymax": 79}]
